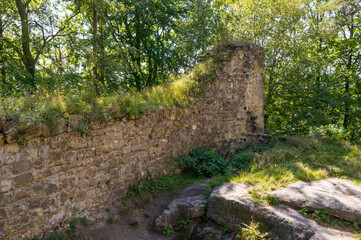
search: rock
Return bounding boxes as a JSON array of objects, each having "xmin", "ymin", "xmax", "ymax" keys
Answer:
[
  {"xmin": 193, "ymin": 227, "xmax": 233, "ymax": 240},
  {"xmin": 0, "ymin": 133, "xmax": 4, "ymax": 146},
  {"xmin": 3, "ymin": 127, "xmax": 19, "ymax": 144},
  {"xmin": 13, "ymin": 172, "xmax": 32, "ymax": 187},
  {"xmin": 271, "ymin": 178, "xmax": 361, "ymax": 222},
  {"xmin": 155, "ymin": 194, "xmax": 206, "ymax": 230},
  {"xmin": 176, "ymin": 183, "xmax": 208, "ymax": 198},
  {"xmin": 207, "ymin": 182, "xmax": 255, "ymax": 229},
  {"xmin": 207, "ymin": 182, "xmax": 354, "ymax": 240},
  {"xmin": 0, "ymin": 180, "xmax": 12, "ymax": 194},
  {"xmin": 11, "ymin": 160, "xmax": 32, "ymax": 174}
]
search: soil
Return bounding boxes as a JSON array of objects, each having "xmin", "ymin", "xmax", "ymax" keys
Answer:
[{"xmin": 70, "ymin": 183, "xmax": 208, "ymax": 240}]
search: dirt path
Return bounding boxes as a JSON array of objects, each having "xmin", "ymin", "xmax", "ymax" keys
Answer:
[{"xmin": 71, "ymin": 183, "xmax": 207, "ymax": 240}]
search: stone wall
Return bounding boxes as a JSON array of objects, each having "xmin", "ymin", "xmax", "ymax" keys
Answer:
[{"xmin": 0, "ymin": 44, "xmax": 266, "ymax": 239}]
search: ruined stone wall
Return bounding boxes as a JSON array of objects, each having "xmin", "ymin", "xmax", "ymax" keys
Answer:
[{"xmin": 0, "ymin": 44, "xmax": 265, "ymax": 239}]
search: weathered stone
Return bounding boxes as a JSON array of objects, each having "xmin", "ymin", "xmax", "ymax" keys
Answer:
[
  {"xmin": 155, "ymin": 195, "xmax": 207, "ymax": 230},
  {"xmin": 0, "ymin": 44, "xmax": 268, "ymax": 239},
  {"xmin": 0, "ymin": 180, "xmax": 12, "ymax": 194},
  {"xmin": 67, "ymin": 116, "xmax": 84, "ymax": 133},
  {"xmin": 3, "ymin": 127, "xmax": 19, "ymax": 144},
  {"xmin": 207, "ymin": 182, "xmax": 354, "ymax": 240},
  {"xmin": 0, "ymin": 207, "xmax": 7, "ymax": 218},
  {"xmin": 13, "ymin": 173, "xmax": 32, "ymax": 187},
  {"xmin": 45, "ymin": 183, "xmax": 58, "ymax": 194},
  {"xmin": 15, "ymin": 191, "xmax": 29, "ymax": 201},
  {"xmin": 28, "ymin": 198, "xmax": 41, "ymax": 209},
  {"xmin": 193, "ymin": 227, "xmax": 233, "ymax": 240},
  {"xmin": 11, "ymin": 160, "xmax": 31, "ymax": 174},
  {"xmin": 0, "ymin": 134, "xmax": 4, "ymax": 146},
  {"xmin": 42, "ymin": 197, "xmax": 56, "ymax": 210},
  {"xmin": 271, "ymin": 178, "xmax": 361, "ymax": 222},
  {"xmin": 4, "ymin": 143, "xmax": 20, "ymax": 154}
]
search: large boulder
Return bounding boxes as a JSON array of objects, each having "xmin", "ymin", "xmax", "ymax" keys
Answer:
[
  {"xmin": 207, "ymin": 182, "xmax": 354, "ymax": 240},
  {"xmin": 155, "ymin": 194, "xmax": 206, "ymax": 231},
  {"xmin": 271, "ymin": 178, "xmax": 361, "ymax": 222}
]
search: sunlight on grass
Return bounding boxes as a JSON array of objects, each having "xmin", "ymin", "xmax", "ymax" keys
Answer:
[
  {"xmin": 0, "ymin": 55, "xmax": 217, "ymax": 131},
  {"xmin": 229, "ymin": 136, "xmax": 361, "ymax": 203}
]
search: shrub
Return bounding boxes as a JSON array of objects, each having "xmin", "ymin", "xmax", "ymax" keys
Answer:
[
  {"xmin": 309, "ymin": 124, "xmax": 351, "ymax": 141},
  {"xmin": 176, "ymin": 148, "xmax": 227, "ymax": 177},
  {"xmin": 231, "ymin": 151, "xmax": 254, "ymax": 171},
  {"xmin": 239, "ymin": 222, "xmax": 268, "ymax": 240}
]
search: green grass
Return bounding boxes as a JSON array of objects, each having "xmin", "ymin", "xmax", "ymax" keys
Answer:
[
  {"xmin": 297, "ymin": 207, "xmax": 361, "ymax": 234},
  {"xmin": 230, "ymin": 136, "xmax": 361, "ymax": 203},
  {"xmin": 238, "ymin": 222, "xmax": 268, "ymax": 240},
  {"xmin": 0, "ymin": 46, "xmax": 230, "ymax": 135},
  {"xmin": 121, "ymin": 174, "xmax": 206, "ymax": 203}
]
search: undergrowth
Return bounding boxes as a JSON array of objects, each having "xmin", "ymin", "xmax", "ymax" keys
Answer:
[
  {"xmin": 0, "ymin": 46, "xmax": 231, "ymax": 132},
  {"xmin": 121, "ymin": 174, "xmax": 205, "ymax": 204},
  {"xmin": 175, "ymin": 135, "xmax": 361, "ymax": 206},
  {"xmin": 230, "ymin": 136, "xmax": 361, "ymax": 205},
  {"xmin": 298, "ymin": 207, "xmax": 361, "ymax": 235}
]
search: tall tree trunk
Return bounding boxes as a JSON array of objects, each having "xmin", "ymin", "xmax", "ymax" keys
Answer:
[
  {"xmin": 92, "ymin": 1, "xmax": 99, "ymax": 93},
  {"xmin": 0, "ymin": 16, "xmax": 6, "ymax": 84},
  {"xmin": 343, "ymin": 76, "xmax": 350, "ymax": 129},
  {"xmin": 15, "ymin": 0, "xmax": 36, "ymax": 87},
  {"xmin": 99, "ymin": 16, "xmax": 105, "ymax": 85},
  {"xmin": 343, "ymin": 12, "xmax": 355, "ymax": 130},
  {"xmin": 134, "ymin": 8, "xmax": 142, "ymax": 90}
]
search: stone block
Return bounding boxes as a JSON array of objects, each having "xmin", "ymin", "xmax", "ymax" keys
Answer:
[
  {"xmin": 0, "ymin": 180, "xmax": 12, "ymax": 194},
  {"xmin": 11, "ymin": 161, "xmax": 31, "ymax": 174},
  {"xmin": 13, "ymin": 173, "xmax": 32, "ymax": 187},
  {"xmin": 0, "ymin": 134, "xmax": 4, "ymax": 146}
]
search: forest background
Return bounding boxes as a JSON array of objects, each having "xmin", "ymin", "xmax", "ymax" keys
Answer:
[{"xmin": 0, "ymin": 0, "xmax": 360, "ymax": 141}]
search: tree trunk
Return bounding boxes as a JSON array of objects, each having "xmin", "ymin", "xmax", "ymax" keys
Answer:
[
  {"xmin": 15, "ymin": 0, "xmax": 36, "ymax": 87},
  {"xmin": 92, "ymin": 1, "xmax": 99, "ymax": 93},
  {"xmin": 0, "ymin": 16, "xmax": 6, "ymax": 84},
  {"xmin": 343, "ymin": 76, "xmax": 350, "ymax": 129},
  {"xmin": 99, "ymin": 16, "xmax": 105, "ymax": 85},
  {"xmin": 343, "ymin": 11, "xmax": 355, "ymax": 130},
  {"xmin": 134, "ymin": 8, "xmax": 142, "ymax": 90}
]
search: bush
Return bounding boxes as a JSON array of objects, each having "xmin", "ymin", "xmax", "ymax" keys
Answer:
[
  {"xmin": 176, "ymin": 148, "xmax": 227, "ymax": 177},
  {"xmin": 309, "ymin": 124, "xmax": 351, "ymax": 140},
  {"xmin": 231, "ymin": 151, "xmax": 254, "ymax": 171}
]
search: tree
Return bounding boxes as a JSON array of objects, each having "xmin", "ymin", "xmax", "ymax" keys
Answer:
[{"xmin": 1, "ymin": 0, "xmax": 80, "ymax": 88}]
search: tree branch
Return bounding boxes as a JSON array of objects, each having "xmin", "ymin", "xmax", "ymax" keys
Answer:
[{"xmin": 1, "ymin": 37, "xmax": 24, "ymax": 60}]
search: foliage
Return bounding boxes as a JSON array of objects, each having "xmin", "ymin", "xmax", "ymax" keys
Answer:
[
  {"xmin": 239, "ymin": 222, "xmax": 268, "ymax": 240},
  {"xmin": 67, "ymin": 218, "xmax": 78, "ymax": 235},
  {"xmin": 299, "ymin": 207, "xmax": 309, "ymax": 216},
  {"xmin": 298, "ymin": 207, "xmax": 361, "ymax": 234},
  {"xmin": 0, "ymin": 0, "xmax": 228, "ymax": 94},
  {"xmin": 220, "ymin": 0, "xmax": 360, "ymax": 140},
  {"xmin": 121, "ymin": 174, "xmax": 205, "ymax": 203},
  {"xmin": 162, "ymin": 228, "xmax": 174, "ymax": 236},
  {"xmin": 79, "ymin": 217, "xmax": 90, "ymax": 227},
  {"xmin": 309, "ymin": 124, "xmax": 351, "ymax": 141},
  {"xmin": 231, "ymin": 152, "xmax": 254, "ymax": 171},
  {"xmin": 0, "ymin": 53, "xmax": 219, "ymax": 130},
  {"xmin": 262, "ymin": 194, "xmax": 280, "ymax": 206},
  {"xmin": 178, "ymin": 219, "xmax": 191, "ymax": 229},
  {"xmin": 176, "ymin": 148, "xmax": 228, "ymax": 177},
  {"xmin": 49, "ymin": 232, "xmax": 65, "ymax": 240},
  {"xmin": 0, "ymin": 0, "xmax": 360, "ymax": 140},
  {"xmin": 231, "ymin": 136, "xmax": 361, "ymax": 204},
  {"xmin": 219, "ymin": 224, "xmax": 229, "ymax": 234}
]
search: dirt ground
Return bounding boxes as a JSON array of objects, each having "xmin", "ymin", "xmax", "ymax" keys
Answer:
[{"xmin": 71, "ymin": 183, "xmax": 208, "ymax": 240}]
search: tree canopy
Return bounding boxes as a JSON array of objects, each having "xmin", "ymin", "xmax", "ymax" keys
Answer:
[{"xmin": 0, "ymin": 0, "xmax": 360, "ymax": 140}]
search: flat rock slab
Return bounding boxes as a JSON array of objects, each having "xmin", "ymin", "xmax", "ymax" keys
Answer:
[
  {"xmin": 207, "ymin": 182, "xmax": 354, "ymax": 240},
  {"xmin": 155, "ymin": 194, "xmax": 206, "ymax": 230},
  {"xmin": 271, "ymin": 178, "xmax": 361, "ymax": 222}
]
